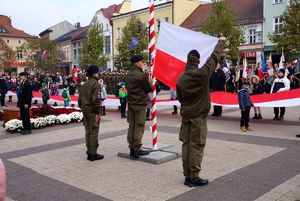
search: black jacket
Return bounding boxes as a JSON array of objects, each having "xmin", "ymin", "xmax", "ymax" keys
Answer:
[
  {"xmin": 210, "ymin": 68, "xmax": 226, "ymax": 92},
  {"xmin": 17, "ymin": 79, "xmax": 33, "ymax": 108},
  {"xmin": 0, "ymin": 78, "xmax": 8, "ymax": 94}
]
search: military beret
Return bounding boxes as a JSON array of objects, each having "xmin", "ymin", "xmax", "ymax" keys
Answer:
[
  {"xmin": 130, "ymin": 55, "xmax": 143, "ymax": 63},
  {"xmin": 87, "ymin": 64, "xmax": 99, "ymax": 74},
  {"xmin": 188, "ymin": 50, "xmax": 200, "ymax": 59},
  {"xmin": 19, "ymin": 72, "xmax": 30, "ymax": 76}
]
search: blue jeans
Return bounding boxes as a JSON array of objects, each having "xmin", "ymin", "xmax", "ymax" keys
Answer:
[{"xmin": 64, "ymin": 101, "xmax": 69, "ymax": 107}]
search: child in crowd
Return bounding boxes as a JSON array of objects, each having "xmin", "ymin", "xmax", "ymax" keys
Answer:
[
  {"xmin": 62, "ymin": 85, "xmax": 71, "ymax": 107},
  {"xmin": 238, "ymin": 82, "xmax": 254, "ymax": 132},
  {"xmin": 250, "ymin": 75, "xmax": 264, "ymax": 119},
  {"xmin": 119, "ymin": 82, "xmax": 127, "ymax": 119},
  {"xmin": 41, "ymin": 84, "xmax": 50, "ymax": 105}
]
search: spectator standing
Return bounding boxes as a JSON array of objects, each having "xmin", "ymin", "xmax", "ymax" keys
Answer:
[
  {"xmin": 210, "ymin": 63, "xmax": 226, "ymax": 117},
  {"xmin": 238, "ymin": 82, "xmax": 254, "ymax": 132},
  {"xmin": 250, "ymin": 75, "xmax": 264, "ymax": 119},
  {"xmin": 271, "ymin": 68, "xmax": 290, "ymax": 120}
]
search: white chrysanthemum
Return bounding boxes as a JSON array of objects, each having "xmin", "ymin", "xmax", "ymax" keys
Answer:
[
  {"xmin": 4, "ymin": 119, "xmax": 23, "ymax": 132},
  {"xmin": 44, "ymin": 115, "xmax": 57, "ymax": 125},
  {"xmin": 57, "ymin": 114, "xmax": 72, "ymax": 124},
  {"xmin": 69, "ymin": 112, "xmax": 83, "ymax": 122},
  {"xmin": 31, "ymin": 117, "xmax": 47, "ymax": 128}
]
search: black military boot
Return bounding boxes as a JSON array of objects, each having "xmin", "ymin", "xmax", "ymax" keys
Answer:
[
  {"xmin": 296, "ymin": 134, "xmax": 300, "ymax": 138},
  {"xmin": 184, "ymin": 178, "xmax": 190, "ymax": 186},
  {"xmin": 130, "ymin": 149, "xmax": 134, "ymax": 157},
  {"xmin": 252, "ymin": 114, "xmax": 258, "ymax": 119},
  {"xmin": 87, "ymin": 154, "xmax": 104, "ymax": 161},
  {"xmin": 133, "ymin": 149, "xmax": 150, "ymax": 158},
  {"xmin": 258, "ymin": 114, "xmax": 262, "ymax": 119},
  {"xmin": 188, "ymin": 178, "xmax": 209, "ymax": 187}
]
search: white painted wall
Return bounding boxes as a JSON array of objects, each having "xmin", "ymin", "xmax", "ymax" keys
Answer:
[{"xmin": 94, "ymin": 11, "xmax": 114, "ymax": 71}]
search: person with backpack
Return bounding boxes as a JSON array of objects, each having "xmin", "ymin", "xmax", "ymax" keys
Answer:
[
  {"xmin": 62, "ymin": 85, "xmax": 71, "ymax": 107},
  {"xmin": 41, "ymin": 84, "xmax": 50, "ymax": 105},
  {"xmin": 119, "ymin": 82, "xmax": 127, "ymax": 119}
]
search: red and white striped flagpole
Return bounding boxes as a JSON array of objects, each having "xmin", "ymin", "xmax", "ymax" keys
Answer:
[{"xmin": 149, "ymin": 0, "xmax": 158, "ymax": 150}]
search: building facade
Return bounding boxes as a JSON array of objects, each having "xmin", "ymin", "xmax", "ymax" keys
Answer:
[
  {"xmin": 39, "ymin": 20, "xmax": 76, "ymax": 41},
  {"xmin": 71, "ymin": 26, "xmax": 88, "ymax": 69},
  {"xmin": 55, "ymin": 24, "xmax": 85, "ymax": 73},
  {"xmin": 181, "ymin": 0, "xmax": 264, "ymax": 65},
  {"xmin": 263, "ymin": 0, "xmax": 289, "ymax": 63},
  {"xmin": 93, "ymin": 3, "xmax": 124, "ymax": 71},
  {"xmin": 0, "ymin": 15, "xmax": 36, "ymax": 73},
  {"xmin": 111, "ymin": 0, "xmax": 203, "ymax": 69}
]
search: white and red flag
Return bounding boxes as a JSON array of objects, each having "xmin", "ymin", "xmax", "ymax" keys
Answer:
[
  {"xmin": 242, "ymin": 54, "xmax": 248, "ymax": 82},
  {"xmin": 153, "ymin": 22, "xmax": 218, "ymax": 89}
]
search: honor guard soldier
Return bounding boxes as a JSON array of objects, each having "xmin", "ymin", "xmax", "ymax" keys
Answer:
[
  {"xmin": 17, "ymin": 72, "xmax": 33, "ymax": 135},
  {"xmin": 176, "ymin": 37, "xmax": 226, "ymax": 187},
  {"xmin": 126, "ymin": 55, "xmax": 152, "ymax": 158},
  {"xmin": 78, "ymin": 64, "xmax": 104, "ymax": 161}
]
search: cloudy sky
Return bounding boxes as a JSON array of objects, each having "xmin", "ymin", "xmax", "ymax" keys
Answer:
[{"xmin": 0, "ymin": 0, "xmax": 209, "ymax": 36}]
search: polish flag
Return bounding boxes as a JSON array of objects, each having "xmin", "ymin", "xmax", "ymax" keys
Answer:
[
  {"xmin": 242, "ymin": 54, "xmax": 248, "ymax": 82},
  {"xmin": 153, "ymin": 22, "xmax": 218, "ymax": 89}
]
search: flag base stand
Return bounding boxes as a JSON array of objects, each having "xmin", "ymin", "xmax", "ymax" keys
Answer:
[{"xmin": 117, "ymin": 143, "xmax": 181, "ymax": 165}]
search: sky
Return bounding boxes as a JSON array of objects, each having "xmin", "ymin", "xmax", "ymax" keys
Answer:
[{"xmin": 0, "ymin": 0, "xmax": 209, "ymax": 36}]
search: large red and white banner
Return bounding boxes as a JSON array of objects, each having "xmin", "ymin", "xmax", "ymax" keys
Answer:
[
  {"xmin": 7, "ymin": 88, "xmax": 300, "ymax": 108},
  {"xmin": 153, "ymin": 22, "xmax": 218, "ymax": 89}
]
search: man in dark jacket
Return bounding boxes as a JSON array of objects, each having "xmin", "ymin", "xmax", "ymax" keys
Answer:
[
  {"xmin": 210, "ymin": 63, "xmax": 226, "ymax": 116},
  {"xmin": 78, "ymin": 64, "xmax": 103, "ymax": 161},
  {"xmin": 126, "ymin": 55, "xmax": 152, "ymax": 158},
  {"xmin": 17, "ymin": 72, "xmax": 32, "ymax": 135},
  {"xmin": 176, "ymin": 37, "xmax": 225, "ymax": 187},
  {"xmin": 0, "ymin": 74, "xmax": 8, "ymax": 107}
]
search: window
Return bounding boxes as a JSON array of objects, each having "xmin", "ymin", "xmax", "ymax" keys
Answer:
[
  {"xmin": 249, "ymin": 29, "xmax": 256, "ymax": 44},
  {"xmin": 74, "ymin": 49, "xmax": 77, "ymax": 60},
  {"xmin": 106, "ymin": 24, "xmax": 109, "ymax": 30},
  {"xmin": 164, "ymin": 17, "xmax": 169, "ymax": 22},
  {"xmin": 117, "ymin": 28, "xmax": 121, "ymax": 40},
  {"xmin": 18, "ymin": 40, "xmax": 21, "ymax": 43},
  {"xmin": 17, "ymin": 50, "xmax": 23, "ymax": 60},
  {"xmin": 73, "ymin": 43, "xmax": 77, "ymax": 48},
  {"xmin": 7, "ymin": 40, "xmax": 9, "ymax": 43},
  {"xmin": 273, "ymin": 0, "xmax": 283, "ymax": 4},
  {"xmin": 0, "ymin": 27, "xmax": 6, "ymax": 33},
  {"xmin": 274, "ymin": 16, "xmax": 283, "ymax": 34},
  {"xmin": 105, "ymin": 36, "xmax": 111, "ymax": 55}
]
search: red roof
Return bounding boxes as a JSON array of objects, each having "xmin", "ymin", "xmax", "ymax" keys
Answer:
[
  {"xmin": 98, "ymin": 3, "xmax": 122, "ymax": 24},
  {"xmin": 71, "ymin": 26, "xmax": 88, "ymax": 41},
  {"xmin": 0, "ymin": 15, "xmax": 36, "ymax": 38},
  {"xmin": 181, "ymin": 0, "xmax": 263, "ymax": 30}
]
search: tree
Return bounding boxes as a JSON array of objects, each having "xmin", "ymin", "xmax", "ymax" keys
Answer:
[
  {"xmin": 269, "ymin": 0, "xmax": 300, "ymax": 59},
  {"xmin": 0, "ymin": 38, "xmax": 16, "ymax": 70},
  {"xmin": 115, "ymin": 16, "xmax": 148, "ymax": 70},
  {"xmin": 201, "ymin": 0, "xmax": 245, "ymax": 64},
  {"xmin": 22, "ymin": 38, "xmax": 60, "ymax": 72},
  {"xmin": 79, "ymin": 18, "xmax": 108, "ymax": 70}
]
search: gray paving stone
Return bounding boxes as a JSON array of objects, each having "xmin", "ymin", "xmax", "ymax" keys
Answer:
[{"xmin": 117, "ymin": 148, "xmax": 180, "ymax": 164}]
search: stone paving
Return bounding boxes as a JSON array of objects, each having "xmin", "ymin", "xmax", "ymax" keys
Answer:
[{"xmin": 0, "ymin": 92, "xmax": 300, "ymax": 201}]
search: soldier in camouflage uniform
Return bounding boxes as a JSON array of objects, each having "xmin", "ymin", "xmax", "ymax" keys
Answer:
[
  {"xmin": 126, "ymin": 55, "xmax": 152, "ymax": 158},
  {"xmin": 176, "ymin": 37, "xmax": 226, "ymax": 187},
  {"xmin": 78, "ymin": 65, "xmax": 104, "ymax": 161}
]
